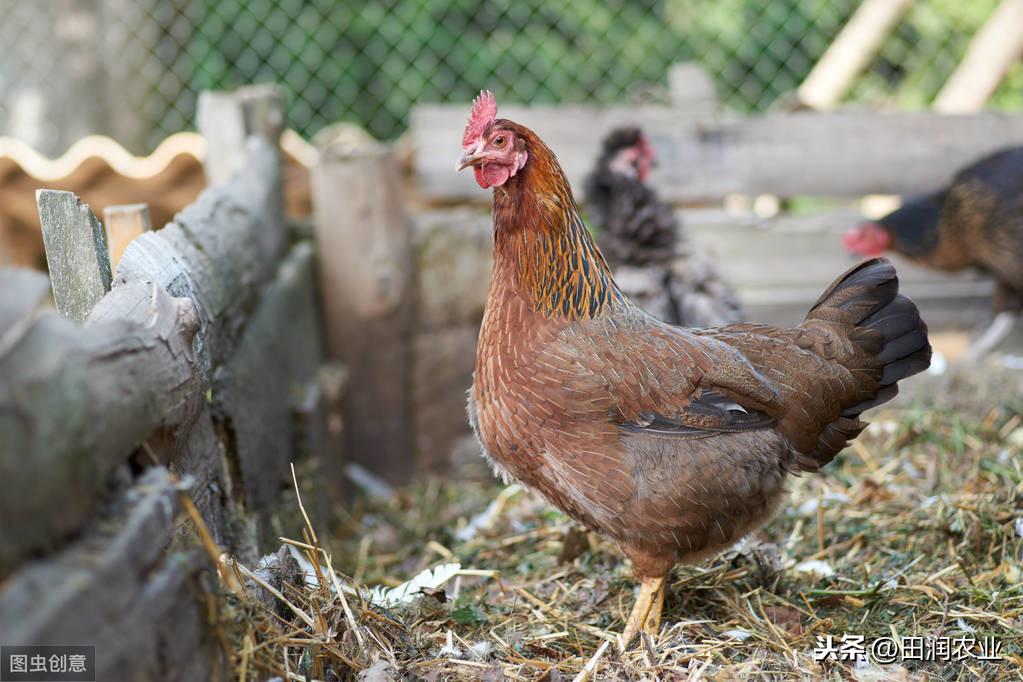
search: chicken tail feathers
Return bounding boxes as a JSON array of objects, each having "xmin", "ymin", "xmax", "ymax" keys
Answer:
[{"xmin": 798, "ymin": 257, "xmax": 931, "ymax": 467}]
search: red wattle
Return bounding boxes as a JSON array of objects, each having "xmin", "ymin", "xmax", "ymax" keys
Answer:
[
  {"xmin": 473, "ymin": 165, "xmax": 490, "ymax": 189},
  {"xmin": 475, "ymin": 163, "xmax": 512, "ymax": 189}
]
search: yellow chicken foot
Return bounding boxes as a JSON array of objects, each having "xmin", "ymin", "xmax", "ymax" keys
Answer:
[
  {"xmin": 645, "ymin": 579, "xmax": 666, "ymax": 636},
  {"xmin": 619, "ymin": 575, "xmax": 666, "ymax": 651}
]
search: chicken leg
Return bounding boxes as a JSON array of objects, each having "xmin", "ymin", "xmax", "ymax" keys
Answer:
[
  {"xmin": 962, "ymin": 311, "xmax": 1019, "ymax": 362},
  {"xmin": 619, "ymin": 575, "xmax": 666, "ymax": 650}
]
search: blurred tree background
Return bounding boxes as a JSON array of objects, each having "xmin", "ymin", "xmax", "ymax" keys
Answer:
[
  {"xmin": 2, "ymin": 0, "xmax": 1021, "ymax": 152},
  {"xmin": 188, "ymin": 0, "xmax": 1022, "ymax": 142}
]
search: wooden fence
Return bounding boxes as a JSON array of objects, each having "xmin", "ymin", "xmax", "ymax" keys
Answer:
[
  {"xmin": 0, "ymin": 85, "xmax": 333, "ymax": 680},
  {"xmin": 413, "ymin": 106, "xmax": 1023, "ymax": 204}
]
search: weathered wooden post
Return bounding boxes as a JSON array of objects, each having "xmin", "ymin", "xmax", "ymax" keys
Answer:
[
  {"xmin": 934, "ymin": 0, "xmax": 1023, "ymax": 113},
  {"xmin": 197, "ymin": 84, "xmax": 285, "ymax": 186},
  {"xmin": 36, "ymin": 190, "xmax": 112, "ymax": 324},
  {"xmin": 797, "ymin": 0, "xmax": 913, "ymax": 110},
  {"xmin": 668, "ymin": 62, "xmax": 719, "ymax": 116},
  {"xmin": 103, "ymin": 203, "xmax": 152, "ymax": 271},
  {"xmin": 196, "ymin": 83, "xmax": 287, "ymax": 279},
  {"xmin": 312, "ymin": 137, "xmax": 415, "ymax": 483}
]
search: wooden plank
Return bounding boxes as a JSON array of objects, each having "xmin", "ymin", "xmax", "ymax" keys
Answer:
[
  {"xmin": 36, "ymin": 189, "xmax": 112, "ymax": 323},
  {"xmin": 412, "ymin": 107, "xmax": 1023, "ymax": 203},
  {"xmin": 413, "ymin": 209, "xmax": 493, "ymax": 331},
  {"xmin": 0, "ymin": 266, "xmax": 50, "ymax": 343},
  {"xmin": 934, "ymin": 0, "xmax": 1023, "ymax": 113},
  {"xmin": 167, "ymin": 407, "xmax": 235, "ymax": 548},
  {"xmin": 197, "ymin": 84, "xmax": 285, "ymax": 186},
  {"xmin": 103, "ymin": 203, "xmax": 152, "ymax": 271},
  {"xmin": 0, "ymin": 467, "xmax": 227, "ymax": 681},
  {"xmin": 797, "ymin": 0, "xmax": 913, "ymax": 110},
  {"xmin": 409, "ymin": 206, "xmax": 994, "ymax": 331},
  {"xmin": 410, "ymin": 210, "xmax": 493, "ymax": 468},
  {"xmin": 413, "ymin": 325, "xmax": 479, "ymax": 470},
  {"xmin": 213, "ymin": 241, "xmax": 325, "ymax": 537},
  {"xmin": 313, "ymin": 139, "xmax": 415, "ymax": 483},
  {"xmin": 682, "ymin": 210, "xmax": 993, "ymax": 329}
]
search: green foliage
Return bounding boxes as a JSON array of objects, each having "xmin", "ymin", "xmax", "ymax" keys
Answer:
[
  {"xmin": 185, "ymin": 0, "xmax": 1021, "ymax": 141},
  {"xmin": 450, "ymin": 598, "xmax": 488, "ymax": 626},
  {"xmin": 668, "ymin": 0, "xmax": 856, "ymax": 111}
]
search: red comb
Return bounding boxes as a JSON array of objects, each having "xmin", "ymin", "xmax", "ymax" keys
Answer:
[{"xmin": 462, "ymin": 90, "xmax": 497, "ymax": 148}]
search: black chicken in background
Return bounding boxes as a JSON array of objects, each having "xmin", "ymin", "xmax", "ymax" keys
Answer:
[
  {"xmin": 844, "ymin": 146, "xmax": 1023, "ymax": 360},
  {"xmin": 584, "ymin": 127, "xmax": 743, "ymax": 328}
]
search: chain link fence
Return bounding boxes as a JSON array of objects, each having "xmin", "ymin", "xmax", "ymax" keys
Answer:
[{"xmin": 1, "ymin": 0, "xmax": 1021, "ymax": 154}]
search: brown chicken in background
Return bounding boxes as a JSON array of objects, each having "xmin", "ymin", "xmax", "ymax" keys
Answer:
[
  {"xmin": 584, "ymin": 126, "xmax": 743, "ymax": 328},
  {"xmin": 458, "ymin": 91, "xmax": 931, "ymax": 648},
  {"xmin": 844, "ymin": 146, "xmax": 1023, "ymax": 359}
]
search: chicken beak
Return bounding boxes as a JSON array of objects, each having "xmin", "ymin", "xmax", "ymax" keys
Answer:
[{"xmin": 456, "ymin": 150, "xmax": 480, "ymax": 171}]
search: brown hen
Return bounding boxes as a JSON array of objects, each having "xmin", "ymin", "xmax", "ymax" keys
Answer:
[{"xmin": 458, "ymin": 92, "xmax": 931, "ymax": 648}]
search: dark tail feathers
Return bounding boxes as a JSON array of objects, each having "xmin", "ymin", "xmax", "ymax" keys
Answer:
[
  {"xmin": 809, "ymin": 257, "xmax": 932, "ymax": 415},
  {"xmin": 800, "ymin": 258, "xmax": 931, "ymax": 466}
]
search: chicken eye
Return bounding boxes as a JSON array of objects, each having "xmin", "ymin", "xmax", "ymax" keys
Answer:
[{"xmin": 493, "ymin": 135, "xmax": 506, "ymax": 147}]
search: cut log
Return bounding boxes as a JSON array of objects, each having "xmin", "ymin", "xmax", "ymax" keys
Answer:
[
  {"xmin": 0, "ymin": 284, "xmax": 201, "ymax": 574},
  {"xmin": 168, "ymin": 407, "xmax": 235, "ymax": 550},
  {"xmin": 110, "ymin": 138, "xmax": 285, "ymax": 367},
  {"xmin": 313, "ymin": 139, "xmax": 415, "ymax": 483},
  {"xmin": 103, "ymin": 202, "xmax": 152, "ymax": 271},
  {"xmin": 36, "ymin": 189, "xmax": 112, "ymax": 323},
  {"xmin": 0, "ymin": 140, "xmax": 284, "ymax": 574},
  {"xmin": 0, "ymin": 467, "xmax": 227, "ymax": 681}
]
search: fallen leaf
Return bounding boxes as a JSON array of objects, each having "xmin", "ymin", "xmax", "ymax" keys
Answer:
[{"xmin": 764, "ymin": 605, "xmax": 803, "ymax": 635}]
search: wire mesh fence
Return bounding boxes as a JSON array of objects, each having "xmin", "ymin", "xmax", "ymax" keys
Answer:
[{"xmin": 1, "ymin": 0, "xmax": 1021, "ymax": 154}]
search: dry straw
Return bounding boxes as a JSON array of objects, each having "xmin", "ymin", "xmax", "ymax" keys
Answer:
[{"xmin": 208, "ymin": 398, "xmax": 1023, "ymax": 680}]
